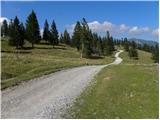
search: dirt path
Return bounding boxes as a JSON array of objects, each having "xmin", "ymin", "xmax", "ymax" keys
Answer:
[{"xmin": 1, "ymin": 50, "xmax": 123, "ymax": 118}]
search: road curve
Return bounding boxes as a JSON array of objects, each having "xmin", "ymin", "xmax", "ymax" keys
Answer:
[{"xmin": 1, "ymin": 50, "xmax": 123, "ymax": 118}]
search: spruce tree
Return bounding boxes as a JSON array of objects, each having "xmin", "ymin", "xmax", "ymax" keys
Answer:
[
  {"xmin": 72, "ymin": 21, "xmax": 82, "ymax": 51},
  {"xmin": 81, "ymin": 18, "xmax": 92, "ymax": 58},
  {"xmin": 152, "ymin": 44, "xmax": 159, "ymax": 63},
  {"xmin": 1, "ymin": 20, "xmax": 8, "ymax": 37},
  {"xmin": 19, "ymin": 23, "xmax": 25, "ymax": 48},
  {"xmin": 26, "ymin": 10, "xmax": 41, "ymax": 48},
  {"xmin": 63, "ymin": 29, "xmax": 70, "ymax": 45},
  {"xmin": 104, "ymin": 31, "xmax": 114, "ymax": 56},
  {"xmin": 43, "ymin": 19, "xmax": 50, "ymax": 42},
  {"xmin": 8, "ymin": 16, "xmax": 25, "ymax": 48},
  {"xmin": 50, "ymin": 20, "xmax": 59, "ymax": 46},
  {"xmin": 124, "ymin": 37, "xmax": 129, "ymax": 51},
  {"xmin": 8, "ymin": 19, "xmax": 15, "ymax": 46},
  {"xmin": 59, "ymin": 33, "xmax": 64, "ymax": 43},
  {"xmin": 128, "ymin": 41, "xmax": 138, "ymax": 59}
]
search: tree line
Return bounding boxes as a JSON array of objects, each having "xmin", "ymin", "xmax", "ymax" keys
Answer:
[
  {"xmin": 114, "ymin": 38, "xmax": 159, "ymax": 63},
  {"xmin": 1, "ymin": 10, "xmax": 159, "ymax": 62}
]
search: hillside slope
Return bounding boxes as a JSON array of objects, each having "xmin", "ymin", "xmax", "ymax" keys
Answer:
[
  {"xmin": 64, "ymin": 50, "xmax": 158, "ymax": 119},
  {"xmin": 1, "ymin": 39, "xmax": 114, "ymax": 89}
]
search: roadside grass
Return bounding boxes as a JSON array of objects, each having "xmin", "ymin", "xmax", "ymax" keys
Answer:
[
  {"xmin": 1, "ymin": 39, "xmax": 114, "ymax": 89},
  {"xmin": 63, "ymin": 49, "xmax": 158, "ymax": 119},
  {"xmin": 64, "ymin": 65, "xmax": 159, "ymax": 119}
]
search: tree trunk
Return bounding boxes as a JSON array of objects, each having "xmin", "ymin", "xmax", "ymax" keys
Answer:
[
  {"xmin": 81, "ymin": 42, "xmax": 84, "ymax": 59},
  {"xmin": 32, "ymin": 43, "xmax": 34, "ymax": 48}
]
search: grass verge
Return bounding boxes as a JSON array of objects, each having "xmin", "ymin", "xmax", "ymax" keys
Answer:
[{"xmin": 64, "ymin": 65, "xmax": 159, "ymax": 119}]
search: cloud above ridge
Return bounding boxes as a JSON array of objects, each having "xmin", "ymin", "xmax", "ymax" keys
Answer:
[{"xmin": 66, "ymin": 20, "xmax": 158, "ymax": 39}]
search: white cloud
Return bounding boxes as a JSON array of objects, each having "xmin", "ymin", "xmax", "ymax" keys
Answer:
[
  {"xmin": 64, "ymin": 20, "xmax": 158, "ymax": 40},
  {"xmin": 129, "ymin": 26, "xmax": 152, "ymax": 35},
  {"xmin": 119, "ymin": 24, "xmax": 129, "ymax": 32}
]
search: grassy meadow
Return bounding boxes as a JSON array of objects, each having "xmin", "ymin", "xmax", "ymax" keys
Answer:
[
  {"xmin": 64, "ymin": 50, "xmax": 159, "ymax": 119},
  {"xmin": 1, "ymin": 39, "xmax": 114, "ymax": 89}
]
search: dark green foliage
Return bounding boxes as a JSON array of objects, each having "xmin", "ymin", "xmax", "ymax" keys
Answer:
[
  {"xmin": 128, "ymin": 47, "xmax": 138, "ymax": 59},
  {"xmin": 72, "ymin": 21, "xmax": 82, "ymax": 51},
  {"xmin": 8, "ymin": 16, "xmax": 25, "ymax": 48},
  {"xmin": 103, "ymin": 31, "xmax": 115, "ymax": 56},
  {"xmin": 8, "ymin": 19, "xmax": 15, "ymax": 46},
  {"xmin": 43, "ymin": 19, "xmax": 50, "ymax": 42},
  {"xmin": 59, "ymin": 33, "xmax": 64, "ymax": 43},
  {"xmin": 152, "ymin": 44, "xmax": 159, "ymax": 63},
  {"xmin": 1, "ymin": 20, "xmax": 8, "ymax": 37},
  {"xmin": 142, "ymin": 43, "xmax": 151, "ymax": 52},
  {"xmin": 92, "ymin": 33, "xmax": 104, "ymax": 55},
  {"xmin": 63, "ymin": 29, "xmax": 71, "ymax": 45},
  {"xmin": 26, "ymin": 10, "xmax": 41, "ymax": 48},
  {"xmin": 124, "ymin": 38, "xmax": 129, "ymax": 51},
  {"xmin": 50, "ymin": 20, "xmax": 59, "ymax": 46},
  {"xmin": 18, "ymin": 23, "xmax": 25, "ymax": 48},
  {"xmin": 81, "ymin": 18, "xmax": 92, "ymax": 58}
]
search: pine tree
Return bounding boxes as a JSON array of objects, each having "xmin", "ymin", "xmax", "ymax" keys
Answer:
[
  {"xmin": 19, "ymin": 23, "xmax": 25, "ymax": 48},
  {"xmin": 8, "ymin": 16, "xmax": 25, "ymax": 48},
  {"xmin": 50, "ymin": 20, "xmax": 59, "ymax": 46},
  {"xmin": 59, "ymin": 33, "xmax": 64, "ymax": 43},
  {"xmin": 72, "ymin": 21, "xmax": 82, "ymax": 51},
  {"xmin": 104, "ymin": 31, "xmax": 114, "ymax": 56},
  {"xmin": 43, "ymin": 19, "xmax": 50, "ymax": 42},
  {"xmin": 1, "ymin": 20, "xmax": 8, "ymax": 37},
  {"xmin": 26, "ymin": 10, "xmax": 41, "ymax": 48},
  {"xmin": 128, "ymin": 41, "xmax": 138, "ymax": 59},
  {"xmin": 8, "ymin": 19, "xmax": 15, "ymax": 46},
  {"xmin": 124, "ymin": 37, "xmax": 129, "ymax": 51},
  {"xmin": 80, "ymin": 18, "xmax": 92, "ymax": 58},
  {"xmin": 152, "ymin": 44, "xmax": 159, "ymax": 63},
  {"xmin": 63, "ymin": 29, "xmax": 70, "ymax": 45}
]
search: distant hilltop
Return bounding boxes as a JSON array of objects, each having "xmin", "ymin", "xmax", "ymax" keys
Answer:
[{"xmin": 128, "ymin": 38, "xmax": 158, "ymax": 46}]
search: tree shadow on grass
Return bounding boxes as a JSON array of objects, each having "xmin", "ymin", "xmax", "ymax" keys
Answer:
[{"xmin": 88, "ymin": 56, "xmax": 104, "ymax": 59}]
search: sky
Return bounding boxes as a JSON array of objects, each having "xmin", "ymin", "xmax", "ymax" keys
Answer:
[{"xmin": 1, "ymin": 1, "xmax": 159, "ymax": 41}]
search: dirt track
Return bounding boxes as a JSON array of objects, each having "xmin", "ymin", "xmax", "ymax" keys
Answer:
[{"xmin": 1, "ymin": 50, "xmax": 123, "ymax": 118}]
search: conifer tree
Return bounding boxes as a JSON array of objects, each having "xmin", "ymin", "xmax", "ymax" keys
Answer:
[
  {"xmin": 63, "ymin": 29, "xmax": 70, "ymax": 45},
  {"xmin": 19, "ymin": 23, "xmax": 25, "ymax": 48},
  {"xmin": 50, "ymin": 20, "xmax": 59, "ymax": 46},
  {"xmin": 26, "ymin": 10, "xmax": 41, "ymax": 48},
  {"xmin": 43, "ymin": 19, "xmax": 50, "ymax": 42},
  {"xmin": 59, "ymin": 33, "xmax": 64, "ymax": 43},
  {"xmin": 8, "ymin": 19, "xmax": 15, "ymax": 46},
  {"xmin": 8, "ymin": 16, "xmax": 25, "ymax": 48},
  {"xmin": 1, "ymin": 20, "xmax": 8, "ymax": 37},
  {"xmin": 80, "ymin": 18, "xmax": 92, "ymax": 58},
  {"xmin": 128, "ymin": 41, "xmax": 138, "ymax": 59},
  {"xmin": 104, "ymin": 31, "xmax": 114, "ymax": 56},
  {"xmin": 72, "ymin": 21, "xmax": 82, "ymax": 51},
  {"xmin": 124, "ymin": 37, "xmax": 129, "ymax": 51},
  {"xmin": 152, "ymin": 44, "xmax": 159, "ymax": 63}
]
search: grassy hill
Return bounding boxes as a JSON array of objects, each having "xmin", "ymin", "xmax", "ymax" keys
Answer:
[
  {"xmin": 1, "ymin": 39, "xmax": 114, "ymax": 89},
  {"xmin": 120, "ymin": 50, "xmax": 154, "ymax": 64},
  {"xmin": 64, "ymin": 50, "xmax": 159, "ymax": 119}
]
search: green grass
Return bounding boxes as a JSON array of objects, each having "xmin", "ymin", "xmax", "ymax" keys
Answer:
[
  {"xmin": 63, "ymin": 49, "xmax": 158, "ymax": 119},
  {"xmin": 120, "ymin": 50, "xmax": 154, "ymax": 64},
  {"xmin": 64, "ymin": 65, "xmax": 159, "ymax": 119},
  {"xmin": 1, "ymin": 39, "xmax": 114, "ymax": 89}
]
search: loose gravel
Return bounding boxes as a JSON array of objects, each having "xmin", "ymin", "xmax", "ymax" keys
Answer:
[{"xmin": 1, "ymin": 50, "xmax": 123, "ymax": 118}]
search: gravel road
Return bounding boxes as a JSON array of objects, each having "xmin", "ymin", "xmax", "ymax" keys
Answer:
[{"xmin": 1, "ymin": 50, "xmax": 123, "ymax": 118}]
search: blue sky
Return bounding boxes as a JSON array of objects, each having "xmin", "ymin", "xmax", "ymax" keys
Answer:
[{"xmin": 1, "ymin": 1, "xmax": 159, "ymax": 41}]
